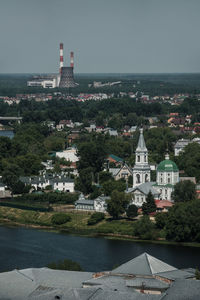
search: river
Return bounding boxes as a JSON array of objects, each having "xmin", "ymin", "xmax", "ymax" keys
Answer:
[{"xmin": 0, "ymin": 226, "xmax": 199, "ymax": 272}]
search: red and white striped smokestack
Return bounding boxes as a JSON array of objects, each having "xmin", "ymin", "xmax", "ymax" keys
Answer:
[
  {"xmin": 70, "ymin": 51, "xmax": 74, "ymax": 68},
  {"xmin": 59, "ymin": 43, "xmax": 64, "ymax": 72}
]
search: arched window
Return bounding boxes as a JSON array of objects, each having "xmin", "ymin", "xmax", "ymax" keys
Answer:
[
  {"xmin": 144, "ymin": 155, "xmax": 146, "ymax": 162},
  {"xmin": 137, "ymin": 155, "xmax": 140, "ymax": 162},
  {"xmin": 136, "ymin": 174, "xmax": 140, "ymax": 183},
  {"xmin": 145, "ymin": 174, "xmax": 148, "ymax": 182},
  {"xmin": 168, "ymin": 177, "xmax": 171, "ymax": 184}
]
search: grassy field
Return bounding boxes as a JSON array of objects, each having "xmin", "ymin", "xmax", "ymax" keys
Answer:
[{"xmin": 0, "ymin": 206, "xmax": 135, "ymax": 235}]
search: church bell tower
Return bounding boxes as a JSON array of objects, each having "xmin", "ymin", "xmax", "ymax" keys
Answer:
[{"xmin": 132, "ymin": 128, "xmax": 151, "ymax": 187}]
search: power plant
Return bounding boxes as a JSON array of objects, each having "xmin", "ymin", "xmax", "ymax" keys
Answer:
[
  {"xmin": 27, "ymin": 43, "xmax": 77, "ymax": 89},
  {"xmin": 59, "ymin": 45, "xmax": 76, "ymax": 88}
]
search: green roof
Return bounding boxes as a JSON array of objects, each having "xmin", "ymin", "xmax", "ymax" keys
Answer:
[
  {"xmin": 108, "ymin": 154, "xmax": 123, "ymax": 162},
  {"xmin": 157, "ymin": 159, "xmax": 179, "ymax": 172}
]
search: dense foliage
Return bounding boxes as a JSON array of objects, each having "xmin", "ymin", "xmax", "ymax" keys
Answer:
[
  {"xmin": 15, "ymin": 192, "xmax": 78, "ymax": 204},
  {"xmin": 106, "ymin": 190, "xmax": 131, "ymax": 219},
  {"xmin": 172, "ymin": 180, "xmax": 196, "ymax": 202},
  {"xmin": 133, "ymin": 216, "xmax": 157, "ymax": 240},
  {"xmin": 47, "ymin": 258, "xmax": 82, "ymax": 271},
  {"xmin": 51, "ymin": 213, "xmax": 71, "ymax": 225},
  {"xmin": 87, "ymin": 212, "xmax": 105, "ymax": 225},
  {"xmin": 126, "ymin": 204, "xmax": 138, "ymax": 218},
  {"xmin": 165, "ymin": 200, "xmax": 200, "ymax": 242},
  {"xmin": 142, "ymin": 192, "xmax": 157, "ymax": 215}
]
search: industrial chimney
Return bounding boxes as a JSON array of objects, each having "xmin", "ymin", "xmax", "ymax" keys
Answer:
[
  {"xmin": 59, "ymin": 43, "xmax": 64, "ymax": 73},
  {"xmin": 59, "ymin": 43, "xmax": 76, "ymax": 88},
  {"xmin": 70, "ymin": 52, "xmax": 74, "ymax": 68}
]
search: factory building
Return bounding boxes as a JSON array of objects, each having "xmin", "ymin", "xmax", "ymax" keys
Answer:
[
  {"xmin": 27, "ymin": 77, "xmax": 57, "ymax": 88},
  {"xmin": 27, "ymin": 43, "xmax": 77, "ymax": 89}
]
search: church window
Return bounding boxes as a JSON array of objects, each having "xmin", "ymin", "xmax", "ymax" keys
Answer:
[
  {"xmin": 168, "ymin": 177, "xmax": 170, "ymax": 183},
  {"xmin": 137, "ymin": 155, "xmax": 140, "ymax": 162},
  {"xmin": 165, "ymin": 189, "xmax": 167, "ymax": 194},
  {"xmin": 136, "ymin": 174, "xmax": 140, "ymax": 183},
  {"xmin": 144, "ymin": 155, "xmax": 146, "ymax": 162},
  {"xmin": 145, "ymin": 174, "xmax": 148, "ymax": 182}
]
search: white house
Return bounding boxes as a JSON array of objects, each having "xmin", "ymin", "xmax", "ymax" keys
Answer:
[
  {"xmin": 20, "ymin": 174, "xmax": 74, "ymax": 193},
  {"xmin": 56, "ymin": 147, "xmax": 79, "ymax": 163}
]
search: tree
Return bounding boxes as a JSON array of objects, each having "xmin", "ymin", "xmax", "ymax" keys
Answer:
[
  {"xmin": 102, "ymin": 179, "xmax": 126, "ymax": 196},
  {"xmin": 106, "ymin": 190, "xmax": 131, "ymax": 219},
  {"xmin": 155, "ymin": 212, "xmax": 168, "ymax": 229},
  {"xmin": 142, "ymin": 192, "xmax": 156, "ymax": 215},
  {"xmin": 172, "ymin": 180, "xmax": 196, "ymax": 202},
  {"xmin": 126, "ymin": 204, "xmax": 138, "ymax": 218},
  {"xmin": 75, "ymin": 167, "xmax": 93, "ymax": 194},
  {"xmin": 47, "ymin": 259, "xmax": 82, "ymax": 271},
  {"xmin": 195, "ymin": 268, "xmax": 200, "ymax": 280},
  {"xmin": 78, "ymin": 137, "xmax": 107, "ymax": 174},
  {"xmin": 133, "ymin": 216, "xmax": 156, "ymax": 240},
  {"xmin": 176, "ymin": 143, "xmax": 200, "ymax": 181},
  {"xmin": 165, "ymin": 200, "xmax": 200, "ymax": 242}
]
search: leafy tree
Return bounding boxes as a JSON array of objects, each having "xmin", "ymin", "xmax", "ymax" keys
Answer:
[
  {"xmin": 133, "ymin": 215, "xmax": 156, "ymax": 240},
  {"xmin": 99, "ymin": 171, "xmax": 113, "ymax": 184},
  {"xmin": 155, "ymin": 212, "xmax": 168, "ymax": 229},
  {"xmin": 165, "ymin": 200, "xmax": 200, "ymax": 242},
  {"xmin": 126, "ymin": 204, "xmax": 138, "ymax": 218},
  {"xmin": 75, "ymin": 167, "xmax": 93, "ymax": 194},
  {"xmin": 47, "ymin": 259, "xmax": 82, "ymax": 271},
  {"xmin": 142, "ymin": 192, "xmax": 156, "ymax": 215},
  {"xmin": 176, "ymin": 143, "xmax": 200, "ymax": 181},
  {"xmin": 102, "ymin": 179, "xmax": 126, "ymax": 196},
  {"xmin": 172, "ymin": 180, "xmax": 196, "ymax": 202},
  {"xmin": 78, "ymin": 136, "xmax": 107, "ymax": 174},
  {"xmin": 106, "ymin": 190, "xmax": 131, "ymax": 219}
]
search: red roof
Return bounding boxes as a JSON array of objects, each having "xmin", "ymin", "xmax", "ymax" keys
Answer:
[{"xmin": 155, "ymin": 200, "xmax": 173, "ymax": 208}]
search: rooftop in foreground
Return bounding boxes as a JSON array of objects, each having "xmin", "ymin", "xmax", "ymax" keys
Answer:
[{"xmin": 0, "ymin": 252, "xmax": 198, "ymax": 299}]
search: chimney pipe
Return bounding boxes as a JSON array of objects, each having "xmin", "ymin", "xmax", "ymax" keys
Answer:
[
  {"xmin": 59, "ymin": 43, "xmax": 64, "ymax": 73},
  {"xmin": 70, "ymin": 51, "xmax": 74, "ymax": 68}
]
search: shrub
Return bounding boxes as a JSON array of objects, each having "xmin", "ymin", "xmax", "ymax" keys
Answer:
[
  {"xmin": 47, "ymin": 259, "xmax": 82, "ymax": 271},
  {"xmin": 51, "ymin": 213, "xmax": 71, "ymax": 225},
  {"xmin": 87, "ymin": 212, "xmax": 105, "ymax": 225},
  {"xmin": 126, "ymin": 204, "xmax": 138, "ymax": 218}
]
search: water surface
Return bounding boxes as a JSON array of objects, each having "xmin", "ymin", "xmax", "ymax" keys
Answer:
[{"xmin": 0, "ymin": 226, "xmax": 199, "ymax": 272}]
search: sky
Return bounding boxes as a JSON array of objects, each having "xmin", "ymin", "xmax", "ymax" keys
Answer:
[{"xmin": 0, "ymin": 0, "xmax": 200, "ymax": 73}]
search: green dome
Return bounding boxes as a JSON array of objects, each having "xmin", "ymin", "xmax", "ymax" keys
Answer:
[{"xmin": 157, "ymin": 159, "xmax": 179, "ymax": 172}]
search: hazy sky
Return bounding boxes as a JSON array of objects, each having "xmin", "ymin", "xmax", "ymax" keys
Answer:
[{"xmin": 1, "ymin": 0, "xmax": 200, "ymax": 73}]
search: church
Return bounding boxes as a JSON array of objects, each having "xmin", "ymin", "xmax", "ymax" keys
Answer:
[{"xmin": 127, "ymin": 128, "xmax": 179, "ymax": 207}]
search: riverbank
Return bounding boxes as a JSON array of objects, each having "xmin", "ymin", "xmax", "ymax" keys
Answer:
[{"xmin": 1, "ymin": 206, "xmax": 200, "ymax": 248}]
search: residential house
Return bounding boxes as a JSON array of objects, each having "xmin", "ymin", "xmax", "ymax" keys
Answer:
[
  {"xmin": 109, "ymin": 163, "xmax": 132, "ymax": 181},
  {"xmin": 56, "ymin": 146, "xmax": 79, "ymax": 163},
  {"xmin": 75, "ymin": 194, "xmax": 109, "ymax": 212},
  {"xmin": 20, "ymin": 174, "xmax": 74, "ymax": 192}
]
